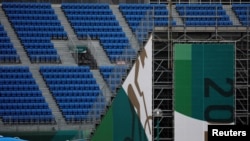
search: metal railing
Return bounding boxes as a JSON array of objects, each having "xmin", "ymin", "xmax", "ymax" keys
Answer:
[{"xmin": 135, "ymin": 9, "xmax": 154, "ymax": 48}]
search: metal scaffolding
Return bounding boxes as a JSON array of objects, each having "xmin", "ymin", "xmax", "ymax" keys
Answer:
[{"xmin": 152, "ymin": 26, "xmax": 250, "ymax": 141}]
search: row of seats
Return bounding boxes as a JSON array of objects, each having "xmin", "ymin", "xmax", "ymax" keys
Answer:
[
  {"xmin": 0, "ymin": 37, "xmax": 10, "ymax": 42},
  {"xmin": 52, "ymin": 90, "xmax": 101, "ymax": 97},
  {"xmin": 2, "ymin": 2, "xmax": 51, "ymax": 9},
  {"xmin": 0, "ymin": 90, "xmax": 42, "ymax": 97},
  {"xmin": 45, "ymin": 78, "xmax": 97, "ymax": 85},
  {"xmin": 185, "ymin": 16, "xmax": 230, "ymax": 21},
  {"xmin": 42, "ymin": 72, "xmax": 93, "ymax": 78},
  {"xmin": 20, "ymin": 37, "xmax": 51, "ymax": 43},
  {"xmin": 232, "ymin": 4, "xmax": 250, "ymax": 26},
  {"xmin": 55, "ymin": 96, "xmax": 98, "ymax": 103},
  {"xmin": 0, "ymin": 31, "xmax": 7, "ymax": 36},
  {"xmin": 0, "ymin": 24, "xmax": 20, "ymax": 63},
  {"xmin": 64, "ymin": 9, "xmax": 113, "ymax": 15},
  {"xmin": 105, "ymin": 48, "xmax": 136, "ymax": 56},
  {"xmin": 0, "ymin": 55, "xmax": 20, "ymax": 63},
  {"xmin": 0, "ymin": 85, "xmax": 39, "ymax": 91},
  {"xmin": 101, "ymin": 42, "xmax": 130, "ymax": 49},
  {"xmin": 66, "ymin": 15, "xmax": 116, "ymax": 21},
  {"xmin": 175, "ymin": 4, "xmax": 223, "ymax": 10},
  {"xmin": 0, "ymin": 43, "xmax": 14, "ymax": 49},
  {"xmin": 0, "ymin": 48, "xmax": 17, "ymax": 54},
  {"xmin": 0, "ymin": 97, "xmax": 45, "ymax": 103},
  {"xmin": 99, "ymin": 65, "xmax": 128, "ymax": 92},
  {"xmin": 185, "ymin": 21, "xmax": 233, "ymax": 26},
  {"xmin": 64, "ymin": 114, "xmax": 100, "ymax": 122},
  {"xmin": 17, "ymin": 31, "xmax": 66, "ymax": 38},
  {"xmin": 119, "ymin": 4, "xmax": 174, "ymax": 44},
  {"xmin": 7, "ymin": 14, "xmax": 58, "ymax": 20},
  {"xmin": 22, "ymin": 42, "xmax": 54, "ymax": 49},
  {"xmin": 0, "ymin": 66, "xmax": 55, "ymax": 124},
  {"xmin": 0, "ymin": 109, "xmax": 52, "ymax": 116},
  {"xmin": 58, "ymin": 102, "xmax": 97, "ymax": 109},
  {"xmin": 49, "ymin": 84, "xmax": 100, "ymax": 91},
  {"xmin": 121, "ymin": 9, "xmax": 168, "ymax": 15},
  {"xmin": 11, "ymin": 20, "xmax": 61, "ymax": 26},
  {"xmin": 26, "ymin": 49, "xmax": 58, "ymax": 55},
  {"xmin": 4, "ymin": 8, "xmax": 55, "ymax": 14},
  {"xmin": 61, "ymin": 109, "xmax": 92, "ymax": 116},
  {"xmin": 70, "ymin": 20, "xmax": 119, "ymax": 26},
  {"xmin": 177, "ymin": 10, "xmax": 226, "ymax": 16},
  {"xmin": 119, "ymin": 3, "xmax": 166, "ymax": 10},
  {"xmin": 100, "ymin": 37, "xmax": 129, "ymax": 43},
  {"xmin": 0, "ymin": 103, "xmax": 49, "ymax": 109},
  {"xmin": 232, "ymin": 4, "xmax": 250, "ymax": 10},
  {"xmin": 63, "ymin": 3, "xmax": 137, "ymax": 63},
  {"xmin": 29, "ymin": 55, "xmax": 61, "ymax": 63},
  {"xmin": 3, "ymin": 2, "xmax": 66, "ymax": 63},
  {"xmin": 61, "ymin": 3, "xmax": 110, "ymax": 9},
  {"xmin": 0, "ymin": 66, "xmax": 29, "ymax": 72},
  {"xmin": 0, "ymin": 79, "xmax": 36, "ymax": 85},
  {"xmin": 0, "ymin": 73, "xmax": 32, "ymax": 78},
  {"xmin": 40, "ymin": 66, "xmax": 104, "ymax": 123},
  {"xmin": 15, "ymin": 26, "xmax": 64, "ymax": 32},
  {"xmin": 175, "ymin": 4, "xmax": 233, "ymax": 26},
  {"xmin": 40, "ymin": 66, "xmax": 90, "ymax": 72},
  {"xmin": 76, "ymin": 31, "xmax": 126, "ymax": 39},
  {"xmin": 73, "ymin": 26, "xmax": 123, "ymax": 32},
  {"xmin": 2, "ymin": 115, "xmax": 55, "ymax": 124}
]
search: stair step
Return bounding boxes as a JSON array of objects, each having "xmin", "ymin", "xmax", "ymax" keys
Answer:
[{"xmin": 110, "ymin": 5, "xmax": 141, "ymax": 51}]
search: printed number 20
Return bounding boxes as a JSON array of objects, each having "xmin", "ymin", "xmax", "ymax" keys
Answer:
[{"xmin": 204, "ymin": 78, "xmax": 234, "ymax": 123}]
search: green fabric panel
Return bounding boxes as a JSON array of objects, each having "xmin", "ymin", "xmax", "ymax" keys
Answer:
[
  {"xmin": 203, "ymin": 44, "xmax": 234, "ymax": 122},
  {"xmin": 174, "ymin": 43, "xmax": 234, "ymax": 122},
  {"xmin": 91, "ymin": 105, "xmax": 113, "ymax": 141},
  {"xmin": 174, "ymin": 44, "xmax": 192, "ymax": 116},
  {"xmin": 51, "ymin": 130, "xmax": 78, "ymax": 141},
  {"xmin": 113, "ymin": 88, "xmax": 148, "ymax": 141},
  {"xmin": 174, "ymin": 44, "xmax": 192, "ymax": 60},
  {"xmin": 91, "ymin": 88, "xmax": 148, "ymax": 141},
  {"xmin": 191, "ymin": 44, "xmax": 205, "ymax": 120}
]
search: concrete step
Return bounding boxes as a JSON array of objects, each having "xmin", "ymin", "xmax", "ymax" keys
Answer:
[
  {"xmin": 223, "ymin": 5, "xmax": 241, "ymax": 26},
  {"xmin": 0, "ymin": 6, "xmax": 31, "ymax": 65},
  {"xmin": 52, "ymin": 5, "xmax": 76, "ymax": 36},
  {"xmin": 29, "ymin": 66, "xmax": 66, "ymax": 125},
  {"xmin": 52, "ymin": 40, "xmax": 77, "ymax": 66},
  {"xmin": 110, "ymin": 5, "xmax": 141, "ymax": 51}
]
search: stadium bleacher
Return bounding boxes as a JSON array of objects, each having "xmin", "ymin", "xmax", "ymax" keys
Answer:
[
  {"xmin": 40, "ymin": 66, "xmax": 106, "ymax": 123},
  {"xmin": 0, "ymin": 2, "xmax": 249, "ymax": 141},
  {"xmin": 119, "ymin": 4, "xmax": 176, "ymax": 31},
  {"xmin": 0, "ymin": 66, "xmax": 55, "ymax": 124},
  {"xmin": 175, "ymin": 3, "xmax": 233, "ymax": 26},
  {"xmin": 2, "ymin": 2, "xmax": 67, "ymax": 63},
  {"xmin": 62, "ymin": 3, "xmax": 137, "ymax": 63},
  {"xmin": 99, "ymin": 65, "xmax": 128, "ymax": 93},
  {"xmin": 232, "ymin": 3, "xmax": 250, "ymax": 26},
  {"xmin": 0, "ymin": 24, "xmax": 20, "ymax": 63}
]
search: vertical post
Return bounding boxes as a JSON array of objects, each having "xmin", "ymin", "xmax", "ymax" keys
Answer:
[
  {"xmin": 156, "ymin": 118, "xmax": 160, "ymax": 141},
  {"xmin": 153, "ymin": 108, "xmax": 162, "ymax": 141},
  {"xmin": 168, "ymin": 0, "xmax": 172, "ymax": 69}
]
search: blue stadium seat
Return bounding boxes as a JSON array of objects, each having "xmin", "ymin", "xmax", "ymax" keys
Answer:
[
  {"xmin": 175, "ymin": 4, "xmax": 233, "ymax": 26},
  {"xmin": 0, "ymin": 66, "xmax": 55, "ymax": 124},
  {"xmin": 2, "ymin": 2, "xmax": 68, "ymax": 63},
  {"xmin": 40, "ymin": 66, "xmax": 105, "ymax": 123},
  {"xmin": 232, "ymin": 4, "xmax": 250, "ymax": 26}
]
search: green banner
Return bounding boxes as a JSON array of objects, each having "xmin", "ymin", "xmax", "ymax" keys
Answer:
[
  {"xmin": 91, "ymin": 88, "xmax": 148, "ymax": 141},
  {"xmin": 174, "ymin": 43, "xmax": 234, "ymax": 122}
]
